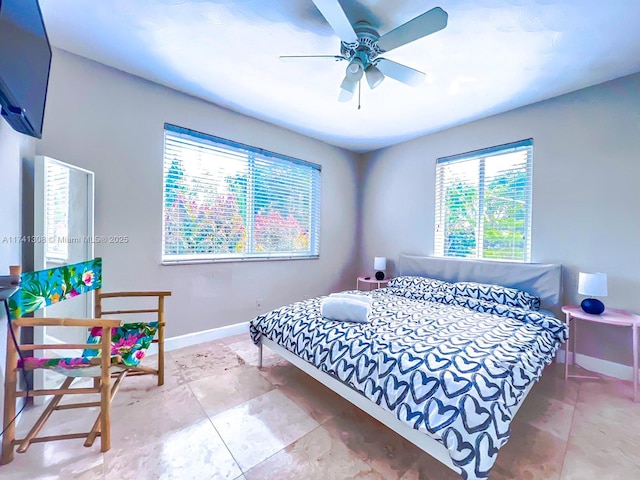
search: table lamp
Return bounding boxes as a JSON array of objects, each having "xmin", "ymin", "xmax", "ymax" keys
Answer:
[
  {"xmin": 374, "ymin": 257, "xmax": 386, "ymax": 281},
  {"xmin": 578, "ymin": 272, "xmax": 607, "ymax": 315}
]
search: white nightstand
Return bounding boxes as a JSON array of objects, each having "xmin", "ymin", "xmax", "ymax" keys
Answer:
[
  {"xmin": 356, "ymin": 275, "xmax": 389, "ymax": 291},
  {"xmin": 561, "ymin": 305, "xmax": 640, "ymax": 402}
]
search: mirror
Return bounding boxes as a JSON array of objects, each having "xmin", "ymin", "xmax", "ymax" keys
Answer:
[{"xmin": 33, "ymin": 155, "xmax": 95, "ymax": 392}]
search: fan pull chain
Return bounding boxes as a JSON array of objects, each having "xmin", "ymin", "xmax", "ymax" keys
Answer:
[{"xmin": 358, "ymin": 79, "xmax": 361, "ymax": 110}]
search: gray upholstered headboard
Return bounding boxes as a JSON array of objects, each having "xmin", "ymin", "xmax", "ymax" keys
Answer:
[{"xmin": 398, "ymin": 254, "xmax": 562, "ymax": 309}]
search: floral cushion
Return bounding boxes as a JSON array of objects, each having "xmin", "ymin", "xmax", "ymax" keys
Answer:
[
  {"xmin": 453, "ymin": 281, "xmax": 541, "ymax": 311},
  {"xmin": 18, "ymin": 322, "xmax": 158, "ymax": 377}
]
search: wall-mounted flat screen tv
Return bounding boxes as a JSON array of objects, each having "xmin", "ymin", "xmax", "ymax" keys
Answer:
[{"xmin": 0, "ymin": 0, "xmax": 52, "ymax": 139}]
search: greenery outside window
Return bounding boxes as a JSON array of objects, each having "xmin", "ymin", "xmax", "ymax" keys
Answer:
[
  {"xmin": 162, "ymin": 124, "xmax": 321, "ymax": 263},
  {"xmin": 434, "ymin": 139, "xmax": 533, "ymax": 261}
]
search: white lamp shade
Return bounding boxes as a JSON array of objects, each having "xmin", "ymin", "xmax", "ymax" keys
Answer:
[
  {"xmin": 339, "ymin": 76, "xmax": 357, "ymax": 94},
  {"xmin": 374, "ymin": 257, "xmax": 386, "ymax": 271},
  {"xmin": 365, "ymin": 65, "xmax": 385, "ymax": 89},
  {"xmin": 578, "ymin": 272, "xmax": 608, "ymax": 297}
]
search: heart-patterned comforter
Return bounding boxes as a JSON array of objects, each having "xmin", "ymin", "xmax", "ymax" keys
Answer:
[{"xmin": 249, "ymin": 288, "xmax": 567, "ymax": 480}]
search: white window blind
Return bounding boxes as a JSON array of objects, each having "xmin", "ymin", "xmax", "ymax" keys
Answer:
[
  {"xmin": 45, "ymin": 161, "xmax": 70, "ymax": 261},
  {"xmin": 435, "ymin": 139, "xmax": 533, "ymax": 261},
  {"xmin": 162, "ymin": 124, "xmax": 321, "ymax": 262}
]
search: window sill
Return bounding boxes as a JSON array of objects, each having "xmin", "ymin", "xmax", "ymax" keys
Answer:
[{"xmin": 161, "ymin": 254, "xmax": 319, "ymax": 265}]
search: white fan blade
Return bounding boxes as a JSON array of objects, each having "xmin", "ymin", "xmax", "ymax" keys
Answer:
[
  {"xmin": 377, "ymin": 7, "xmax": 448, "ymax": 52},
  {"xmin": 279, "ymin": 55, "xmax": 345, "ymax": 62},
  {"xmin": 312, "ymin": 0, "xmax": 358, "ymax": 44},
  {"xmin": 338, "ymin": 88, "xmax": 354, "ymax": 102},
  {"xmin": 376, "ymin": 59, "xmax": 426, "ymax": 86}
]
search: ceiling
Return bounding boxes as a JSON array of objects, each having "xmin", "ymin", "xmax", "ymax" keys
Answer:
[{"xmin": 39, "ymin": 0, "xmax": 640, "ymax": 153}]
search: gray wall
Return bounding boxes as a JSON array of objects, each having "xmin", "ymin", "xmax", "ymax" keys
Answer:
[
  {"xmin": 0, "ymin": 120, "xmax": 35, "ymax": 430},
  {"xmin": 37, "ymin": 49, "xmax": 361, "ymax": 339},
  {"xmin": 2, "ymin": 47, "xmax": 638, "ymax": 410},
  {"xmin": 359, "ymin": 72, "xmax": 640, "ymax": 367}
]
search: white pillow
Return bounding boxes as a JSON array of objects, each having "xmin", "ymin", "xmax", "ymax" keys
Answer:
[
  {"xmin": 329, "ymin": 292, "xmax": 373, "ymax": 304},
  {"xmin": 321, "ymin": 297, "xmax": 371, "ymax": 323}
]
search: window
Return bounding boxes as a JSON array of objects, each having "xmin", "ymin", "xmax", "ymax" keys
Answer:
[
  {"xmin": 435, "ymin": 139, "xmax": 533, "ymax": 261},
  {"xmin": 162, "ymin": 124, "xmax": 321, "ymax": 263},
  {"xmin": 45, "ymin": 160, "xmax": 70, "ymax": 261}
]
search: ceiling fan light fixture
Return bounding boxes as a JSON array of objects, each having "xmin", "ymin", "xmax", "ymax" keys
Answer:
[
  {"xmin": 338, "ymin": 88, "xmax": 354, "ymax": 103},
  {"xmin": 345, "ymin": 57, "xmax": 364, "ymax": 81},
  {"xmin": 340, "ymin": 76, "xmax": 357, "ymax": 94},
  {"xmin": 347, "ymin": 62, "xmax": 360, "ymax": 74},
  {"xmin": 365, "ymin": 65, "xmax": 384, "ymax": 89},
  {"xmin": 287, "ymin": 2, "xmax": 449, "ymax": 105}
]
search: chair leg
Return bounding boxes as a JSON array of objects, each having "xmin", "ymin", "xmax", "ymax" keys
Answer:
[
  {"xmin": 99, "ymin": 328, "xmax": 111, "ymax": 452},
  {"xmin": 16, "ymin": 377, "xmax": 75, "ymax": 453},
  {"xmin": 158, "ymin": 343, "xmax": 165, "ymax": 386},
  {"xmin": 1, "ymin": 322, "xmax": 20, "ymax": 465},
  {"xmin": 158, "ymin": 295, "xmax": 165, "ymax": 386},
  {"xmin": 85, "ymin": 370, "xmax": 127, "ymax": 447}
]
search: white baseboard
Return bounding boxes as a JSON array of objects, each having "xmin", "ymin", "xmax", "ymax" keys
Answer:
[
  {"xmin": 556, "ymin": 349, "xmax": 635, "ymax": 381},
  {"xmin": 40, "ymin": 323, "xmax": 250, "ymax": 357},
  {"xmin": 146, "ymin": 321, "xmax": 250, "ymax": 356}
]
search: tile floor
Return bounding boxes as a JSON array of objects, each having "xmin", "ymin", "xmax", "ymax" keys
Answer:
[{"xmin": 2, "ymin": 334, "xmax": 639, "ymax": 479}]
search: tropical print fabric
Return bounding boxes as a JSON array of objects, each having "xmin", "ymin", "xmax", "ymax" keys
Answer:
[
  {"xmin": 19, "ymin": 356, "xmax": 94, "ymax": 371},
  {"xmin": 18, "ymin": 322, "xmax": 159, "ymax": 377},
  {"xmin": 84, "ymin": 322, "xmax": 159, "ymax": 367},
  {"xmin": 250, "ymin": 287, "xmax": 566, "ymax": 480},
  {"xmin": 8, "ymin": 258, "xmax": 102, "ymax": 319},
  {"xmin": 8, "ymin": 258, "xmax": 157, "ymax": 377}
]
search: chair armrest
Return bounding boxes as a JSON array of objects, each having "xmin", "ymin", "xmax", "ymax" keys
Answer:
[
  {"xmin": 99, "ymin": 291, "xmax": 171, "ymax": 298},
  {"xmin": 13, "ymin": 317, "xmax": 122, "ymax": 328}
]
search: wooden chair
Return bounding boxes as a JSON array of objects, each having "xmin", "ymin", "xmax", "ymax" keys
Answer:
[
  {"xmin": 1, "ymin": 259, "xmax": 170, "ymax": 464},
  {"xmin": 95, "ymin": 289, "xmax": 171, "ymax": 386},
  {"xmin": 1, "ymin": 315, "xmax": 120, "ymax": 464}
]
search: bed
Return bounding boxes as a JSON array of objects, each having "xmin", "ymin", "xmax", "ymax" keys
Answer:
[{"xmin": 249, "ymin": 254, "xmax": 566, "ymax": 480}]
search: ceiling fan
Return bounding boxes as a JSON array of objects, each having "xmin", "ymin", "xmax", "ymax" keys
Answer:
[{"xmin": 281, "ymin": 0, "xmax": 449, "ymax": 103}]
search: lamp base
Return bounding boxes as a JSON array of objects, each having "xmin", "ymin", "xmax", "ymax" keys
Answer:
[
  {"xmin": 375, "ymin": 271, "xmax": 385, "ymax": 281},
  {"xmin": 581, "ymin": 298, "xmax": 605, "ymax": 315}
]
